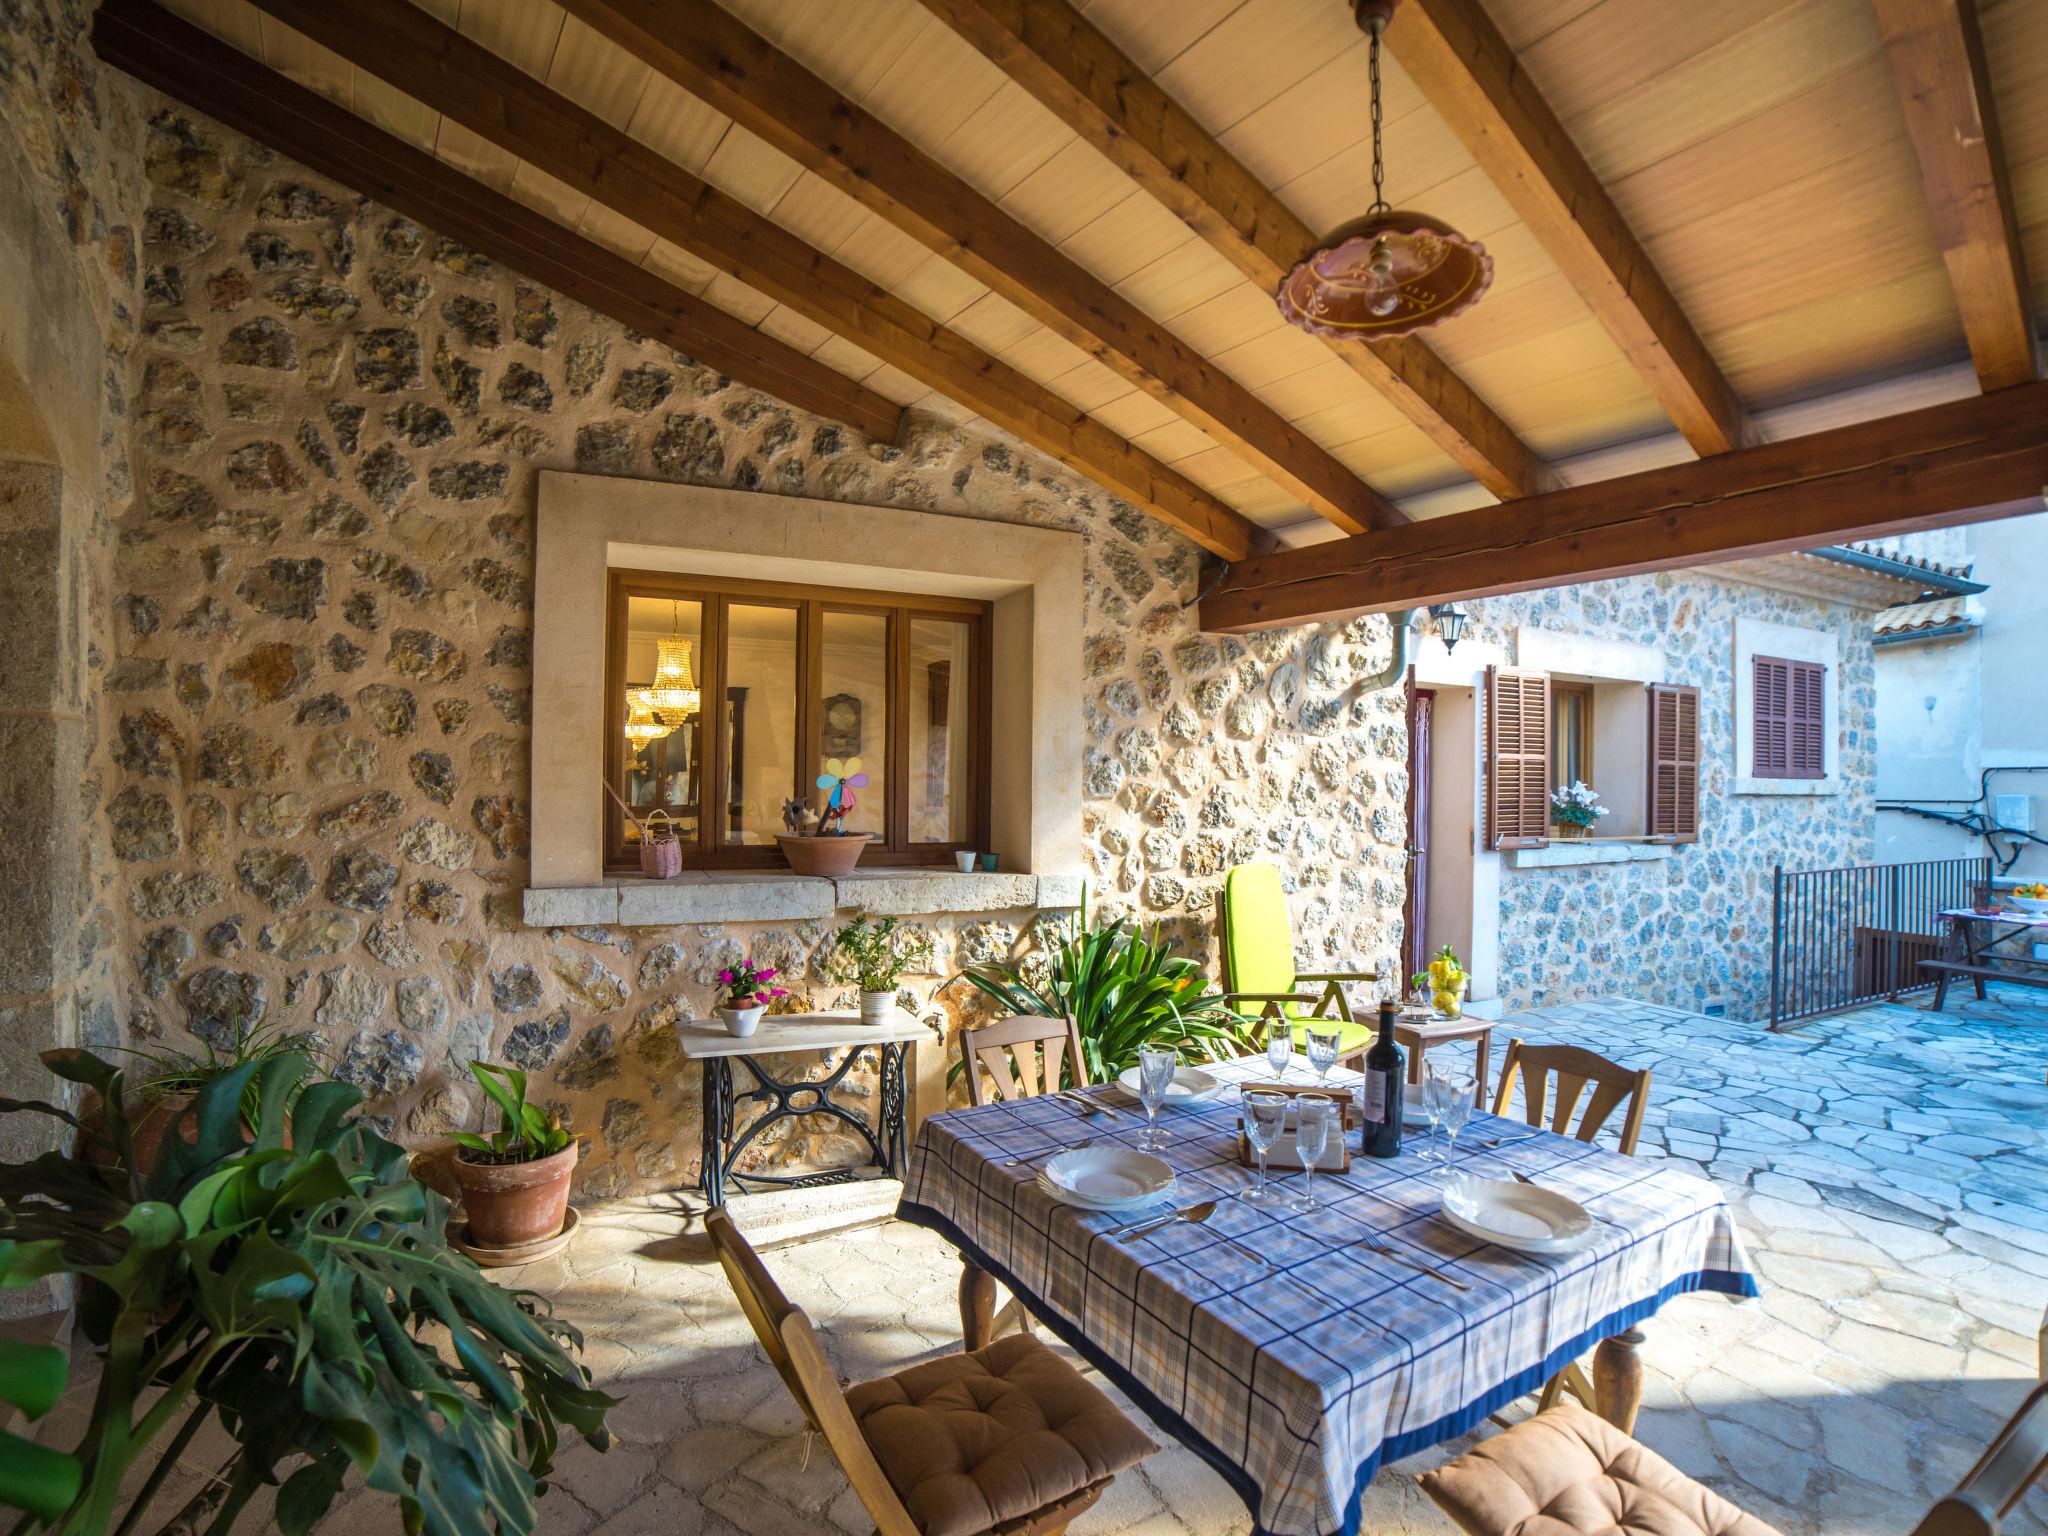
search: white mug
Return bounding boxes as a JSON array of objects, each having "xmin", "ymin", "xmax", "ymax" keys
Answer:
[{"xmin": 954, "ymin": 850, "xmax": 977, "ymax": 872}]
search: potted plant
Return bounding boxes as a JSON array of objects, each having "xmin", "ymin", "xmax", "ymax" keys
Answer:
[
  {"xmin": 827, "ymin": 913, "xmax": 935, "ymax": 1024},
  {"xmin": 714, "ymin": 959, "xmax": 789, "ymax": 1037},
  {"xmin": 951, "ymin": 887, "xmax": 1251, "ymax": 1081},
  {"xmin": 776, "ymin": 759, "xmax": 875, "ymax": 875},
  {"xmin": 1549, "ymin": 780, "xmax": 1609, "ymax": 839},
  {"xmin": 1411, "ymin": 944, "xmax": 1469, "ymax": 1018},
  {"xmin": 449, "ymin": 1061, "xmax": 580, "ymax": 1249},
  {"xmin": 91, "ymin": 1014, "xmax": 318, "ymax": 1175},
  {"xmin": 0, "ymin": 1046, "xmax": 612, "ymax": 1536}
]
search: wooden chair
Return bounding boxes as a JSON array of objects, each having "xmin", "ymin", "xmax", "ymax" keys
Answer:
[
  {"xmin": 706, "ymin": 1209, "xmax": 1153, "ymax": 1536},
  {"xmin": 1488, "ymin": 1040, "xmax": 1652, "ymax": 1419},
  {"xmin": 1423, "ymin": 1307, "xmax": 2048, "ymax": 1536},
  {"xmin": 960, "ymin": 1014, "xmax": 1088, "ymax": 1106}
]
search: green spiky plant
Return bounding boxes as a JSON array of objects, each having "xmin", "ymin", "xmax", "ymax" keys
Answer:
[
  {"xmin": 949, "ymin": 888, "xmax": 1257, "ymax": 1082},
  {"xmin": 0, "ymin": 1046, "xmax": 613, "ymax": 1536},
  {"xmin": 449, "ymin": 1063, "xmax": 572, "ymax": 1165}
]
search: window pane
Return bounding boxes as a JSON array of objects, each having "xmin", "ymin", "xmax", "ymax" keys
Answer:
[
  {"xmin": 724, "ymin": 604, "xmax": 799, "ymax": 846},
  {"xmin": 621, "ymin": 596, "xmax": 703, "ymax": 845},
  {"xmin": 909, "ymin": 617, "xmax": 971, "ymax": 843},
  {"xmin": 1550, "ymin": 689, "xmax": 1590, "ymax": 797},
  {"xmin": 818, "ymin": 610, "xmax": 888, "ymax": 838}
]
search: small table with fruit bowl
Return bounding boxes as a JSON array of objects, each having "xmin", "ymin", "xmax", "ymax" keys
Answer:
[{"xmin": 1929, "ymin": 892, "xmax": 2048, "ymax": 1008}]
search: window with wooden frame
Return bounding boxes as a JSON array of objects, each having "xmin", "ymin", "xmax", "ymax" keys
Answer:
[
  {"xmin": 1750, "ymin": 654, "xmax": 1826, "ymax": 779},
  {"xmin": 604, "ymin": 570, "xmax": 991, "ymax": 869},
  {"xmin": 1548, "ymin": 682, "xmax": 1593, "ymax": 815}
]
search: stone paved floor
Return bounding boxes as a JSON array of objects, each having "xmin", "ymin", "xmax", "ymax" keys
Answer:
[{"xmin": 37, "ymin": 987, "xmax": 2048, "ymax": 1535}]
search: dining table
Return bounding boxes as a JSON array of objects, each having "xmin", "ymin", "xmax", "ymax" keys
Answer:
[{"xmin": 895, "ymin": 1054, "xmax": 1758, "ymax": 1536}]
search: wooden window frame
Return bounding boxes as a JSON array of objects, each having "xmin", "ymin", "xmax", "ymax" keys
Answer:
[
  {"xmin": 1547, "ymin": 681, "xmax": 1595, "ymax": 824},
  {"xmin": 604, "ymin": 569, "xmax": 992, "ymax": 871},
  {"xmin": 1751, "ymin": 654, "xmax": 1826, "ymax": 780}
]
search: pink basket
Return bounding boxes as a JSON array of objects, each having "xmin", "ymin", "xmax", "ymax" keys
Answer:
[{"xmin": 638, "ymin": 810, "xmax": 682, "ymax": 879}]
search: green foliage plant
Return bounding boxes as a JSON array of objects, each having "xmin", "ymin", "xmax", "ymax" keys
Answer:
[
  {"xmin": 447, "ymin": 1063, "xmax": 572, "ymax": 1165},
  {"xmin": 949, "ymin": 887, "xmax": 1256, "ymax": 1082},
  {"xmin": 825, "ymin": 914, "xmax": 934, "ymax": 993},
  {"xmin": 0, "ymin": 1046, "xmax": 612, "ymax": 1536}
]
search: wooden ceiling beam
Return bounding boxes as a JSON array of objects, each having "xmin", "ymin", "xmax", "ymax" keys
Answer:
[
  {"xmin": 556, "ymin": 0, "xmax": 1405, "ymax": 536},
  {"xmin": 1198, "ymin": 378, "xmax": 2048, "ymax": 632},
  {"xmin": 218, "ymin": 0, "xmax": 1270, "ymax": 561},
  {"xmin": 1385, "ymin": 0, "xmax": 1755, "ymax": 457},
  {"xmin": 914, "ymin": 0, "xmax": 1559, "ymax": 503},
  {"xmin": 1873, "ymin": 0, "xmax": 2040, "ymax": 391},
  {"xmin": 93, "ymin": 0, "xmax": 907, "ymax": 442}
]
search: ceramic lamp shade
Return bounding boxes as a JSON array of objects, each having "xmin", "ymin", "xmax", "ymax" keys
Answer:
[{"xmin": 1275, "ymin": 211, "xmax": 1492, "ymax": 340}]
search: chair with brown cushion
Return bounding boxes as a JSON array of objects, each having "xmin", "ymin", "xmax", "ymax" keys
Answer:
[
  {"xmin": 1421, "ymin": 1309, "xmax": 2048, "ymax": 1536},
  {"xmin": 1489, "ymin": 1039, "xmax": 1653, "ymax": 1419},
  {"xmin": 960, "ymin": 1015, "xmax": 1089, "ymax": 1106},
  {"xmin": 706, "ymin": 1208, "xmax": 1155, "ymax": 1536}
]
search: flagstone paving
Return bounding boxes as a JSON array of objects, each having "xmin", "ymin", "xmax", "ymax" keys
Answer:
[{"xmin": 33, "ymin": 987, "xmax": 2048, "ymax": 1534}]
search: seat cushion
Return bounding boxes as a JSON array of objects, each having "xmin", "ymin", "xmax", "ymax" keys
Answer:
[
  {"xmin": 1417, "ymin": 1399, "xmax": 1784, "ymax": 1536},
  {"xmin": 845, "ymin": 1333, "xmax": 1154, "ymax": 1536}
]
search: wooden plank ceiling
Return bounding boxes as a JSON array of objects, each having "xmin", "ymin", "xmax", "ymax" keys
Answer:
[{"xmin": 148, "ymin": 0, "xmax": 2045, "ymax": 558}]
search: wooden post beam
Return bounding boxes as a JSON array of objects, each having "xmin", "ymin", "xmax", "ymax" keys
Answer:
[
  {"xmin": 556, "ymin": 0, "xmax": 1405, "ymax": 535},
  {"xmin": 914, "ymin": 0, "xmax": 1560, "ymax": 502},
  {"xmin": 1198, "ymin": 379, "xmax": 2048, "ymax": 632},
  {"xmin": 1385, "ymin": 0, "xmax": 1754, "ymax": 457},
  {"xmin": 1873, "ymin": 0, "xmax": 2040, "ymax": 391},
  {"xmin": 224, "ymin": 0, "xmax": 1271, "ymax": 561},
  {"xmin": 92, "ymin": 0, "xmax": 906, "ymax": 442}
]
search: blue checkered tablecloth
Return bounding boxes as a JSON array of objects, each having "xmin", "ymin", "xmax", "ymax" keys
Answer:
[{"xmin": 896, "ymin": 1055, "xmax": 1757, "ymax": 1536}]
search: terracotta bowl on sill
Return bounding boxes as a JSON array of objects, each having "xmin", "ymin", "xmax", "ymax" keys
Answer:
[{"xmin": 778, "ymin": 833, "xmax": 874, "ymax": 876}]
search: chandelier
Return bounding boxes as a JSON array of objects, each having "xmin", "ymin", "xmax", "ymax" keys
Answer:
[
  {"xmin": 1275, "ymin": 0, "xmax": 1492, "ymax": 340},
  {"xmin": 623, "ymin": 701, "xmax": 669, "ymax": 744},
  {"xmin": 629, "ymin": 601, "xmax": 701, "ymax": 725}
]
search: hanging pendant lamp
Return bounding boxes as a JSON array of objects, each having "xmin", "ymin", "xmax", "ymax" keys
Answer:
[
  {"xmin": 1276, "ymin": 0, "xmax": 1492, "ymax": 340},
  {"xmin": 630, "ymin": 601, "xmax": 702, "ymax": 725},
  {"xmin": 623, "ymin": 701, "xmax": 669, "ymax": 744}
]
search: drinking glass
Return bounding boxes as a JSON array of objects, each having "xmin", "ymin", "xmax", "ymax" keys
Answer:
[
  {"xmin": 1305, "ymin": 1028, "xmax": 1341, "ymax": 1087},
  {"xmin": 1137, "ymin": 1046, "xmax": 1177, "ymax": 1151},
  {"xmin": 1291, "ymin": 1096, "xmax": 1337, "ymax": 1213},
  {"xmin": 1433, "ymin": 1070, "xmax": 1476, "ymax": 1176},
  {"xmin": 1416, "ymin": 1061, "xmax": 1449, "ymax": 1165},
  {"xmin": 1265, "ymin": 1020, "xmax": 1294, "ymax": 1082},
  {"xmin": 1242, "ymin": 1092, "xmax": 1290, "ymax": 1207}
]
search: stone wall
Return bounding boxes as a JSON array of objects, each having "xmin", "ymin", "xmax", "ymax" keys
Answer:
[
  {"xmin": 102, "ymin": 103, "xmax": 1412, "ymax": 1199},
  {"xmin": 1479, "ymin": 575, "xmax": 1878, "ymax": 1021}
]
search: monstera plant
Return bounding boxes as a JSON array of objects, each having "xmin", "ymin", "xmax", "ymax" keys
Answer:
[{"xmin": 0, "ymin": 1046, "xmax": 613, "ymax": 1536}]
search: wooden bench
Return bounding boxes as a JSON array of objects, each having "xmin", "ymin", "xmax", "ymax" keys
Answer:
[{"xmin": 1920, "ymin": 958, "xmax": 2048, "ymax": 1010}]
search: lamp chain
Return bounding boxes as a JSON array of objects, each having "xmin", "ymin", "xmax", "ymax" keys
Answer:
[{"xmin": 1368, "ymin": 25, "xmax": 1387, "ymax": 215}]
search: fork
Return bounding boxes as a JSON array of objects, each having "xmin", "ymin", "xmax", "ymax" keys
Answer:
[
  {"xmin": 1360, "ymin": 1240, "xmax": 1471, "ymax": 1291},
  {"xmin": 1057, "ymin": 1089, "xmax": 1121, "ymax": 1121},
  {"xmin": 1004, "ymin": 1135, "xmax": 1100, "ymax": 1167}
]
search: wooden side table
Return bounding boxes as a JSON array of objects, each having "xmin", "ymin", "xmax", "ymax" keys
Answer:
[
  {"xmin": 1396, "ymin": 1013, "xmax": 1496, "ymax": 1106},
  {"xmin": 675, "ymin": 1013, "xmax": 930, "ymax": 1208}
]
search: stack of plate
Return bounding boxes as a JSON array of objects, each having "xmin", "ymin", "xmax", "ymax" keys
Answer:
[
  {"xmin": 1113, "ymin": 1065, "xmax": 1221, "ymax": 1104},
  {"xmin": 1439, "ymin": 1175, "xmax": 1595, "ymax": 1254},
  {"xmin": 1037, "ymin": 1146, "xmax": 1176, "ymax": 1213}
]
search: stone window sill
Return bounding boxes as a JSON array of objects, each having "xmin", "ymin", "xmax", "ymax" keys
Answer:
[
  {"xmin": 1730, "ymin": 775, "xmax": 1842, "ymax": 797},
  {"xmin": 1507, "ymin": 841, "xmax": 1679, "ymax": 870},
  {"xmin": 523, "ymin": 869, "xmax": 1082, "ymax": 927}
]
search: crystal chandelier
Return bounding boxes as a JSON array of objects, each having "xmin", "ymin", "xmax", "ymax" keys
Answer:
[
  {"xmin": 623, "ymin": 701, "xmax": 669, "ymax": 744},
  {"xmin": 1275, "ymin": 0, "xmax": 1492, "ymax": 339},
  {"xmin": 630, "ymin": 602, "xmax": 701, "ymax": 725}
]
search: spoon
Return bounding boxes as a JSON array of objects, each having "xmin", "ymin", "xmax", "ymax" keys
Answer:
[{"xmin": 1114, "ymin": 1201, "xmax": 1269, "ymax": 1266}]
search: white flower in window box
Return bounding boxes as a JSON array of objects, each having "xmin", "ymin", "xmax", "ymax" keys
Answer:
[{"xmin": 1548, "ymin": 780, "xmax": 1610, "ymax": 840}]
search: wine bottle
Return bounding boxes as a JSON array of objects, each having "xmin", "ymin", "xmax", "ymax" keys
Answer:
[{"xmin": 1362, "ymin": 1000, "xmax": 1405, "ymax": 1158}]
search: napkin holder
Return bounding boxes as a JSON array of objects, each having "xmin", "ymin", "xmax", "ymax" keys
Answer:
[
  {"xmin": 1236, "ymin": 1081, "xmax": 1360, "ymax": 1129},
  {"xmin": 1236, "ymin": 1109, "xmax": 1351, "ymax": 1173}
]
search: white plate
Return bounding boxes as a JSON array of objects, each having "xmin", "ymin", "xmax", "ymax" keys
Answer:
[
  {"xmin": 1440, "ymin": 1176, "xmax": 1596, "ymax": 1254},
  {"xmin": 1035, "ymin": 1170, "xmax": 1178, "ymax": 1212},
  {"xmin": 1116, "ymin": 1065, "xmax": 1221, "ymax": 1104},
  {"xmin": 1041, "ymin": 1146, "xmax": 1175, "ymax": 1209}
]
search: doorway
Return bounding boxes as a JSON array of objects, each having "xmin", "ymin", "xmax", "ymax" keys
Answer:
[{"xmin": 1403, "ymin": 677, "xmax": 1433, "ymax": 982}]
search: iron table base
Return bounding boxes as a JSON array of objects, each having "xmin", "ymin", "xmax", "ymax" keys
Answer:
[{"xmin": 698, "ymin": 1040, "xmax": 909, "ymax": 1208}]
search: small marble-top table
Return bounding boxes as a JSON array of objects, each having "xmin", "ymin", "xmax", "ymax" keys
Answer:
[{"xmin": 675, "ymin": 1013, "xmax": 930, "ymax": 1208}]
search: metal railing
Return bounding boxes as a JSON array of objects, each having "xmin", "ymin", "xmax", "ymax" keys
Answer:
[{"xmin": 1768, "ymin": 856, "xmax": 1991, "ymax": 1027}]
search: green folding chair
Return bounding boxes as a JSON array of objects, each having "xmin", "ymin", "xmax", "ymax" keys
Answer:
[{"xmin": 1216, "ymin": 863, "xmax": 1378, "ymax": 1064}]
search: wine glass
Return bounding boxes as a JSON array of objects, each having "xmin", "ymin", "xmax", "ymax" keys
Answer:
[
  {"xmin": 1291, "ymin": 1096, "xmax": 1337, "ymax": 1212},
  {"xmin": 1433, "ymin": 1070, "xmax": 1476, "ymax": 1176},
  {"xmin": 1242, "ymin": 1092, "xmax": 1290, "ymax": 1208},
  {"xmin": 1265, "ymin": 1019, "xmax": 1294, "ymax": 1082},
  {"xmin": 1305, "ymin": 1028, "xmax": 1341, "ymax": 1088},
  {"xmin": 1137, "ymin": 1046, "xmax": 1177, "ymax": 1151},
  {"xmin": 1416, "ymin": 1061, "xmax": 1449, "ymax": 1165}
]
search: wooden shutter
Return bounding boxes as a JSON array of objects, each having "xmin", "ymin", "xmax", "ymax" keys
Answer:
[
  {"xmin": 1647, "ymin": 683, "xmax": 1700, "ymax": 842},
  {"xmin": 1752, "ymin": 655, "xmax": 1789, "ymax": 777},
  {"xmin": 1788, "ymin": 661, "xmax": 1826, "ymax": 779},
  {"xmin": 1485, "ymin": 667, "xmax": 1550, "ymax": 848}
]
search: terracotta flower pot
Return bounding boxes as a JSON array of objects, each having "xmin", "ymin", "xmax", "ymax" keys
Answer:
[
  {"xmin": 451, "ymin": 1142, "xmax": 579, "ymax": 1249},
  {"xmin": 777, "ymin": 833, "xmax": 873, "ymax": 876},
  {"xmin": 76, "ymin": 1088, "xmax": 195, "ymax": 1176}
]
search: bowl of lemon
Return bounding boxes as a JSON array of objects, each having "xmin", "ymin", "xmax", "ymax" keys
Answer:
[{"xmin": 2011, "ymin": 881, "xmax": 2048, "ymax": 914}]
